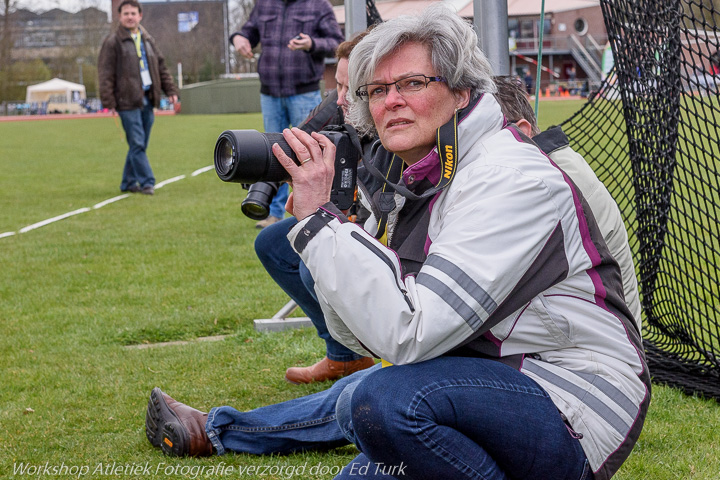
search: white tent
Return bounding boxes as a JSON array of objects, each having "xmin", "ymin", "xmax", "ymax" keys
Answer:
[{"xmin": 25, "ymin": 78, "xmax": 86, "ymax": 113}]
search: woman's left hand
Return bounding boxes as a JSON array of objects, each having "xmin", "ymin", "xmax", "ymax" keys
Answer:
[{"xmin": 272, "ymin": 128, "xmax": 336, "ymax": 220}]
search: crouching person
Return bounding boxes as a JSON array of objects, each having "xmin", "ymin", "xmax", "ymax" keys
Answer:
[{"xmin": 146, "ymin": 6, "xmax": 649, "ymax": 480}]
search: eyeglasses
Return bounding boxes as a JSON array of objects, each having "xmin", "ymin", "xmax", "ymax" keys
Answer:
[{"xmin": 355, "ymin": 74, "xmax": 447, "ymax": 103}]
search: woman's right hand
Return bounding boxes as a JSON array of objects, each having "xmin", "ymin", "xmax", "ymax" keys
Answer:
[{"xmin": 272, "ymin": 128, "xmax": 337, "ymax": 220}]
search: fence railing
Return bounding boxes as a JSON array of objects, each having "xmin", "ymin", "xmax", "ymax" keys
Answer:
[{"xmin": 512, "ymin": 33, "xmax": 608, "ymax": 54}]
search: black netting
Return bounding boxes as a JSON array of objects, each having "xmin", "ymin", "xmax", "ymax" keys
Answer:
[
  {"xmin": 561, "ymin": 0, "xmax": 720, "ymax": 400},
  {"xmin": 366, "ymin": 0, "xmax": 383, "ymax": 25}
]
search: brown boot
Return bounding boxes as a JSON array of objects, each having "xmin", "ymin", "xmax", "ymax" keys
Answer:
[
  {"xmin": 146, "ymin": 387, "xmax": 213, "ymax": 457},
  {"xmin": 255, "ymin": 216, "xmax": 281, "ymax": 229},
  {"xmin": 285, "ymin": 356, "xmax": 375, "ymax": 384}
]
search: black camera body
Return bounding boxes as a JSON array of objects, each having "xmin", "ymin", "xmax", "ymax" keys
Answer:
[{"xmin": 214, "ymin": 125, "xmax": 360, "ymax": 218}]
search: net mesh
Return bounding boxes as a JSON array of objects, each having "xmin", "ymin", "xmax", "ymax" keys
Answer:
[{"xmin": 561, "ymin": 0, "xmax": 720, "ymax": 400}]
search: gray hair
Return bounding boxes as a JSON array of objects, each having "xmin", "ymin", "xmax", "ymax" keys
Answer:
[{"xmin": 347, "ymin": 4, "xmax": 496, "ymax": 136}]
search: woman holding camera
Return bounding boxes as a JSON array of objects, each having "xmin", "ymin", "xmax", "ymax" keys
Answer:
[
  {"xmin": 273, "ymin": 6, "xmax": 649, "ymax": 480},
  {"xmin": 147, "ymin": 6, "xmax": 649, "ymax": 479}
]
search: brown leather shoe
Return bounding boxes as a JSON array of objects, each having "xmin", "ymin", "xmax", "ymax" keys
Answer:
[
  {"xmin": 145, "ymin": 388, "xmax": 168, "ymax": 448},
  {"xmin": 285, "ymin": 356, "xmax": 375, "ymax": 384},
  {"xmin": 255, "ymin": 216, "xmax": 281, "ymax": 229},
  {"xmin": 146, "ymin": 387, "xmax": 213, "ymax": 457}
]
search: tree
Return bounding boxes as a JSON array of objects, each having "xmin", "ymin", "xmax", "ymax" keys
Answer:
[
  {"xmin": 3, "ymin": 58, "xmax": 51, "ymax": 101},
  {"xmin": 228, "ymin": 0, "xmax": 257, "ymax": 74},
  {"xmin": 0, "ymin": 1, "xmax": 110, "ymax": 102},
  {"xmin": 0, "ymin": 0, "xmax": 17, "ymax": 102}
]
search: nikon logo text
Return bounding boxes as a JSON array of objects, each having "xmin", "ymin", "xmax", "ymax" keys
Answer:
[{"xmin": 443, "ymin": 145, "xmax": 454, "ymax": 179}]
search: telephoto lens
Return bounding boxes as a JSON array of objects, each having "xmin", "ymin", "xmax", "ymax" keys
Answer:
[
  {"xmin": 214, "ymin": 130, "xmax": 298, "ymax": 184},
  {"xmin": 213, "ymin": 126, "xmax": 360, "ymax": 215}
]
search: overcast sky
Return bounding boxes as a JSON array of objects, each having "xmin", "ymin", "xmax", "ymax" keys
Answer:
[{"xmin": 15, "ymin": 0, "xmax": 110, "ymax": 14}]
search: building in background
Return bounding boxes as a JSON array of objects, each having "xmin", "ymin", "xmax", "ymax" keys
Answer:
[
  {"xmin": 0, "ymin": 7, "xmax": 109, "ymax": 100},
  {"xmin": 7, "ymin": 7, "xmax": 109, "ymax": 62},
  {"xmin": 331, "ymin": 0, "xmax": 607, "ymax": 94},
  {"xmin": 0, "ymin": 0, "xmax": 230, "ymax": 105},
  {"xmin": 110, "ymin": 0, "xmax": 230, "ymax": 88},
  {"xmin": 501, "ymin": 0, "xmax": 605, "ymax": 94}
]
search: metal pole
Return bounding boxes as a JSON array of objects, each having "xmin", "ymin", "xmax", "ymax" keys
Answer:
[
  {"xmin": 534, "ymin": 0, "xmax": 546, "ymax": 119},
  {"xmin": 223, "ymin": 0, "xmax": 230, "ymax": 75},
  {"xmin": 76, "ymin": 58, "xmax": 84, "ymax": 85},
  {"xmin": 345, "ymin": 2, "xmax": 367, "ymax": 40},
  {"xmin": 473, "ymin": 0, "xmax": 510, "ymax": 76}
]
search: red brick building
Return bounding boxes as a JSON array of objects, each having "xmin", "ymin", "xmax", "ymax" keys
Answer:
[{"xmin": 332, "ymin": 0, "xmax": 608, "ymax": 93}]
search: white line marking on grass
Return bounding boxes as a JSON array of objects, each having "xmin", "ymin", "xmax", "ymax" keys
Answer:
[
  {"xmin": 155, "ymin": 175, "xmax": 185, "ymax": 189},
  {"xmin": 192, "ymin": 165, "xmax": 214, "ymax": 176},
  {"xmin": 93, "ymin": 194, "xmax": 130, "ymax": 209},
  {"xmin": 19, "ymin": 208, "xmax": 91, "ymax": 233},
  {"xmin": 124, "ymin": 334, "xmax": 234, "ymax": 350},
  {"xmin": 3, "ymin": 168, "xmax": 212, "ymax": 240}
]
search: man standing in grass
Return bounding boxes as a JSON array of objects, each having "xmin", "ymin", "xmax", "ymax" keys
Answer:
[{"xmin": 98, "ymin": 0, "xmax": 178, "ymax": 196}]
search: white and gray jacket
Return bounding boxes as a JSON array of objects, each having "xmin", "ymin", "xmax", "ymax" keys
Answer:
[
  {"xmin": 534, "ymin": 126, "xmax": 642, "ymax": 333},
  {"xmin": 288, "ymin": 94, "xmax": 650, "ymax": 480}
]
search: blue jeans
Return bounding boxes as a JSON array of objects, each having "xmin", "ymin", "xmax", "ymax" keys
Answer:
[
  {"xmin": 117, "ymin": 97, "xmax": 155, "ymax": 190},
  {"xmin": 269, "ymin": 183, "xmax": 290, "ymax": 219},
  {"xmin": 334, "ymin": 357, "xmax": 592, "ymax": 480},
  {"xmin": 260, "ymin": 91, "xmax": 322, "ymax": 219},
  {"xmin": 205, "ymin": 365, "xmax": 379, "ymax": 455},
  {"xmin": 254, "ymin": 217, "xmax": 364, "ymax": 362}
]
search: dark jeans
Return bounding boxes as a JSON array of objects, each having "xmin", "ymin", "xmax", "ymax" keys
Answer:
[
  {"xmin": 334, "ymin": 357, "xmax": 592, "ymax": 480},
  {"xmin": 269, "ymin": 183, "xmax": 289, "ymax": 219},
  {"xmin": 254, "ymin": 217, "xmax": 363, "ymax": 361},
  {"xmin": 205, "ymin": 366, "xmax": 377, "ymax": 455},
  {"xmin": 205, "ymin": 356, "xmax": 591, "ymax": 479},
  {"xmin": 117, "ymin": 96, "xmax": 155, "ymax": 190}
]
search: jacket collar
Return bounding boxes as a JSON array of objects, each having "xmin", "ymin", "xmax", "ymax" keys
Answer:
[
  {"xmin": 455, "ymin": 93, "xmax": 505, "ymax": 168},
  {"xmin": 116, "ymin": 23, "xmax": 148, "ymax": 42},
  {"xmin": 401, "ymin": 92, "xmax": 505, "ymax": 185},
  {"xmin": 532, "ymin": 125, "xmax": 569, "ymax": 155}
]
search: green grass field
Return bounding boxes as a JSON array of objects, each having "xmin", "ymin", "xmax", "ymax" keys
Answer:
[
  {"xmin": 562, "ymin": 96, "xmax": 720, "ymax": 357},
  {"xmin": 1, "ymin": 101, "xmax": 719, "ymax": 479}
]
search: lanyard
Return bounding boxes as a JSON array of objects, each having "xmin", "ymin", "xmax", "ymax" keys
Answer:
[
  {"xmin": 375, "ymin": 156, "xmax": 404, "ymax": 241},
  {"xmin": 132, "ymin": 32, "xmax": 145, "ymax": 69}
]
